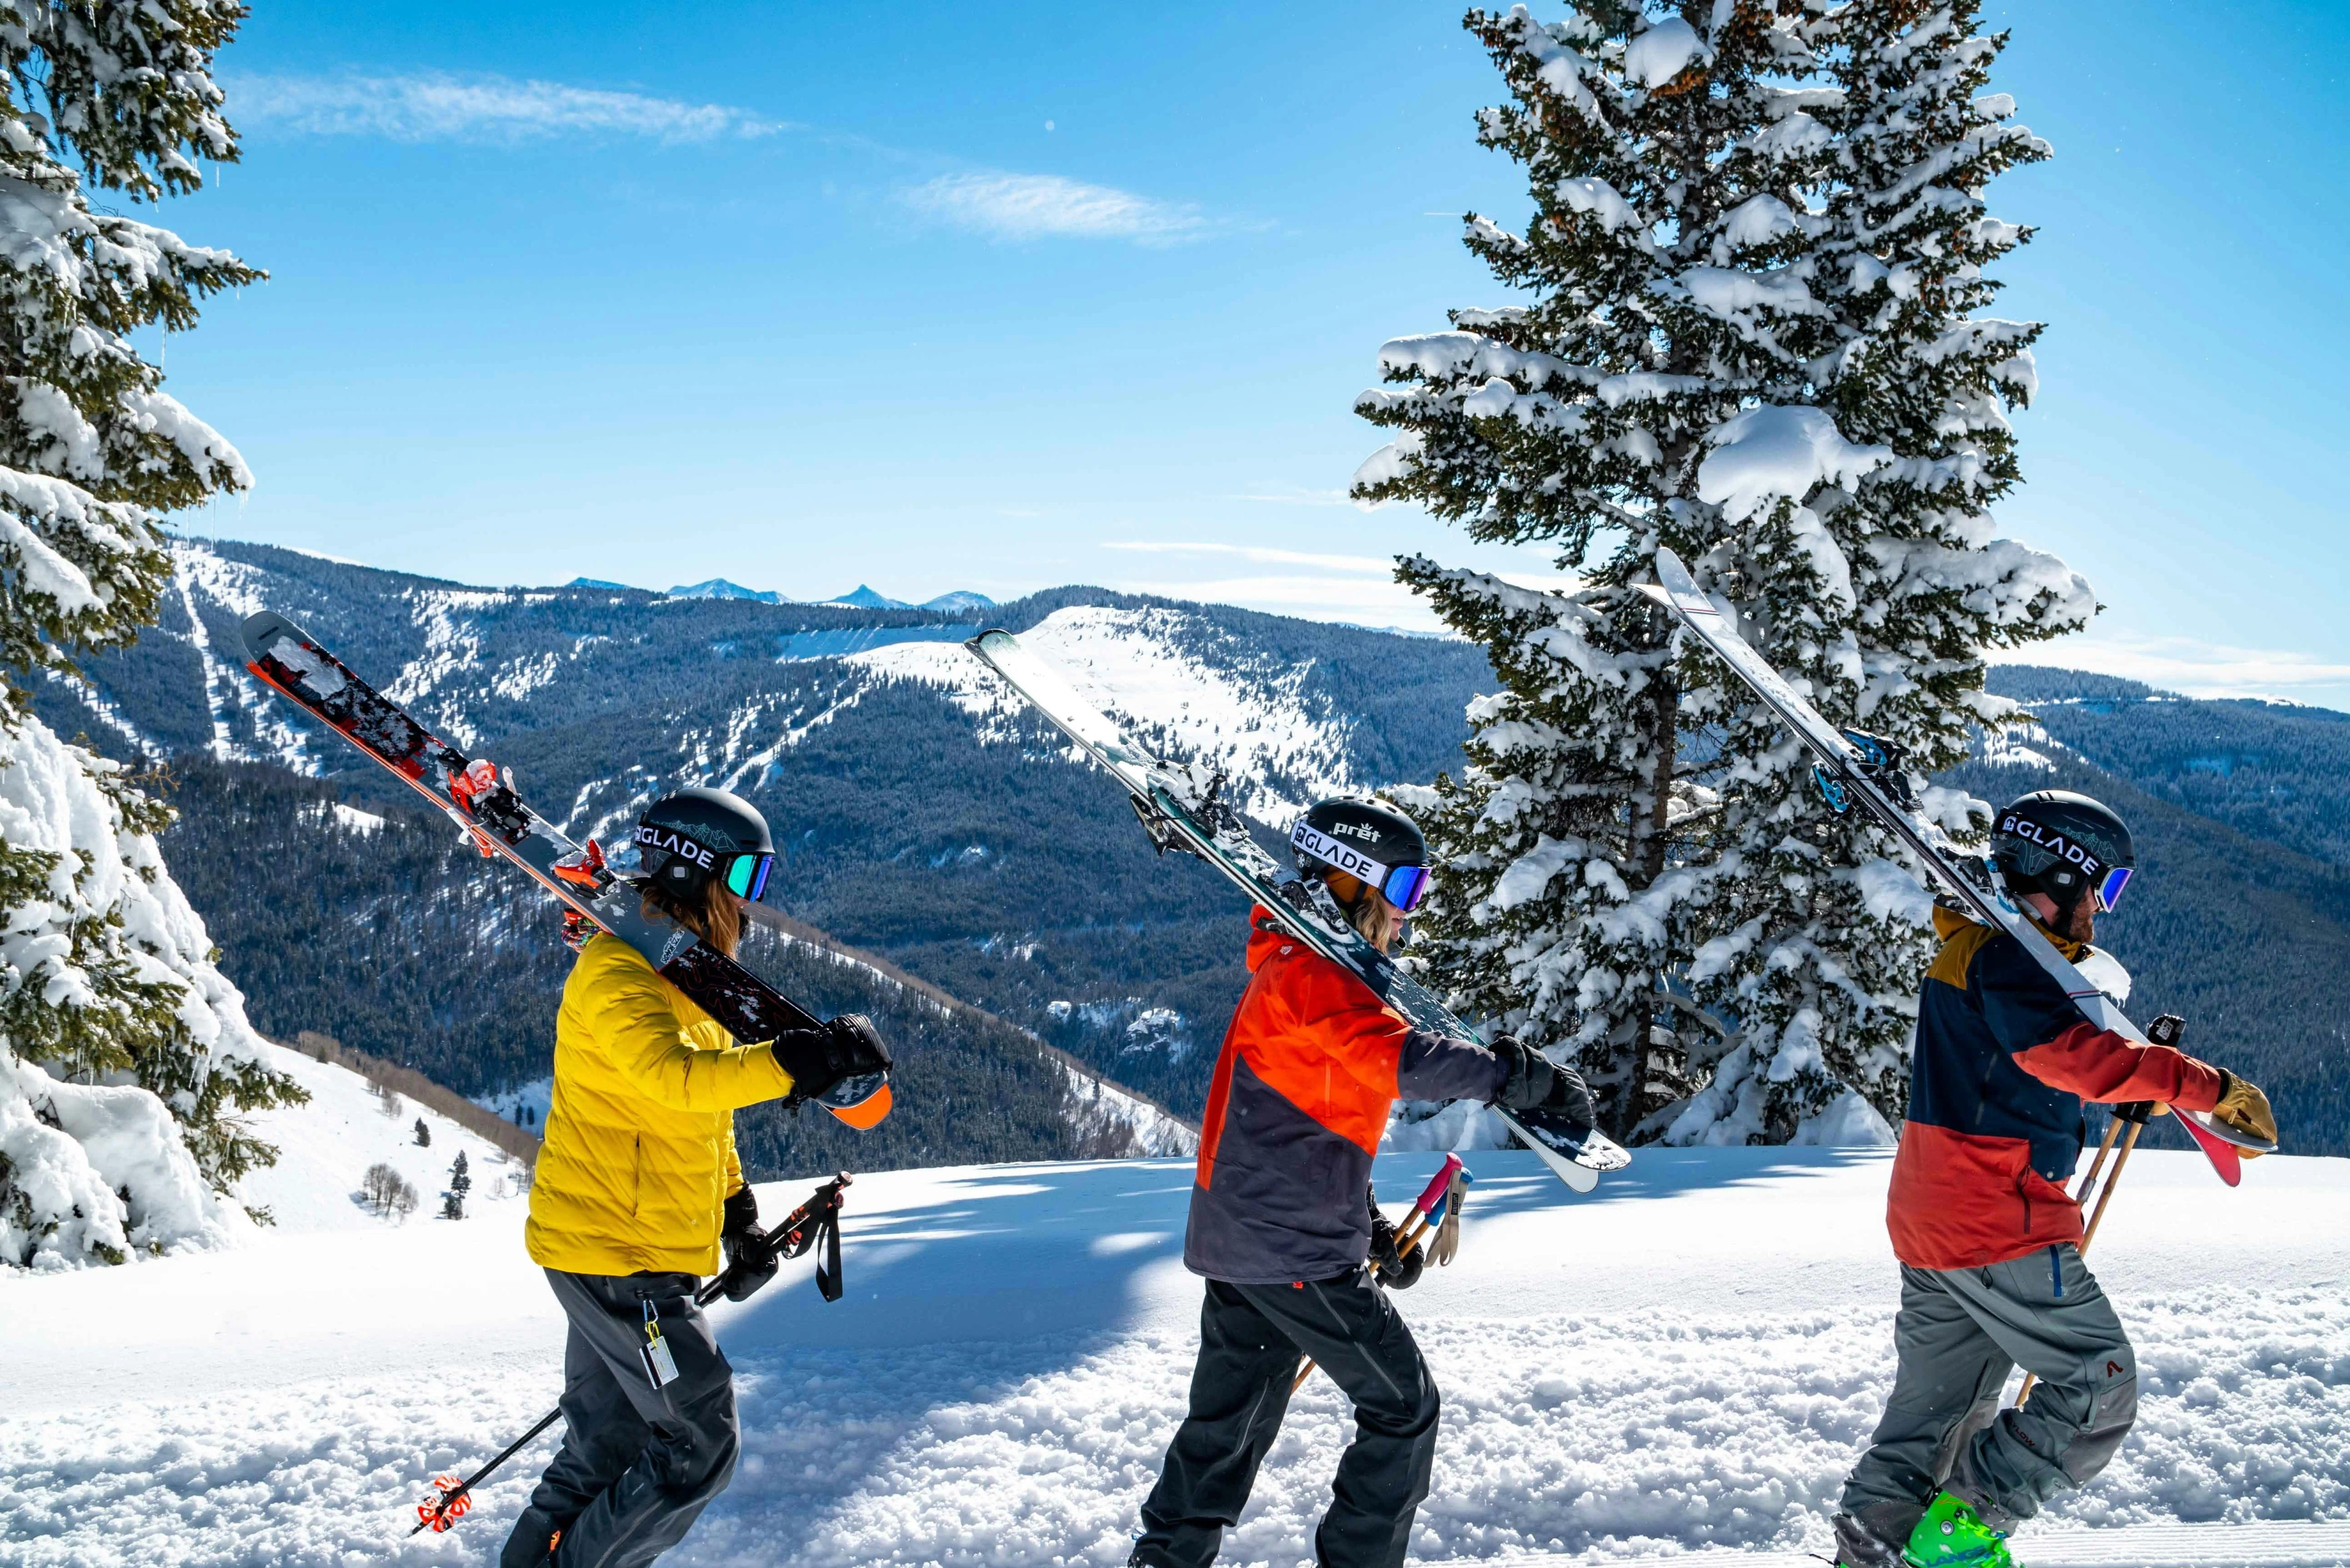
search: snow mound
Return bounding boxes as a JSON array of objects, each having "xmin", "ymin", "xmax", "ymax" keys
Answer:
[
  {"xmin": 4, "ymin": 1149, "xmax": 2346, "ymax": 1566},
  {"xmin": 0, "ymin": 711, "xmax": 288, "ymax": 1269},
  {"xmin": 233, "ymin": 1042, "xmax": 529, "ymax": 1233}
]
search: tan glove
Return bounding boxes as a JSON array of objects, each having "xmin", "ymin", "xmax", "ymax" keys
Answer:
[{"xmin": 2210, "ymin": 1068, "xmax": 2276, "ymax": 1154}]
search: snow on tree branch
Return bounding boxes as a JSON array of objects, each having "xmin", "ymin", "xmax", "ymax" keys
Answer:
[{"xmin": 0, "ymin": 0, "xmax": 297, "ymax": 1271}]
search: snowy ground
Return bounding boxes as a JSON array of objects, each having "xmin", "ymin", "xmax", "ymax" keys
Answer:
[{"xmin": 2, "ymin": 1131, "xmax": 2346, "ymax": 1566}]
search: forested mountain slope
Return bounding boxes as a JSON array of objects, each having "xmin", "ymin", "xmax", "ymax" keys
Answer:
[{"xmin": 58, "ymin": 539, "xmax": 1493, "ymax": 1148}]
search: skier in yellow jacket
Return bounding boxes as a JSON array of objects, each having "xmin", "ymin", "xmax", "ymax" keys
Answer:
[{"xmin": 504, "ymin": 788, "xmax": 888, "ymax": 1568}]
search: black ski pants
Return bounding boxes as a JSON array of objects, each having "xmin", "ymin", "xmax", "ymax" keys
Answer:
[
  {"xmin": 1133, "ymin": 1273, "xmax": 1440, "ymax": 1568},
  {"xmin": 503, "ymin": 1269, "xmax": 740, "ymax": 1568}
]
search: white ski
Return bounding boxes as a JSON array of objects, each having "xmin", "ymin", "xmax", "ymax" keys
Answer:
[
  {"xmin": 966, "ymin": 629, "xmax": 1630, "ymax": 1193},
  {"xmin": 1639, "ymin": 547, "xmax": 2272, "ymax": 1181}
]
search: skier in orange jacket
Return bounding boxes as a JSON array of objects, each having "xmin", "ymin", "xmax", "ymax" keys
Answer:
[{"xmin": 1132, "ymin": 797, "xmax": 1590, "ymax": 1568}]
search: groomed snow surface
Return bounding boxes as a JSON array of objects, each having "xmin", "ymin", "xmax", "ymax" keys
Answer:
[{"xmin": 4, "ymin": 1127, "xmax": 2348, "ymax": 1567}]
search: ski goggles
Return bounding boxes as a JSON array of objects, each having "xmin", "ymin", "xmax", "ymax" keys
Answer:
[
  {"xmin": 725, "ymin": 850, "xmax": 775, "ymax": 902},
  {"xmin": 1290, "ymin": 821, "xmax": 1433, "ymax": 914},
  {"xmin": 2094, "ymin": 865, "xmax": 2133, "ymax": 914}
]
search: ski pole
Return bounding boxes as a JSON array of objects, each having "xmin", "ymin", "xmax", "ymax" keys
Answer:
[
  {"xmin": 2015, "ymin": 1103, "xmax": 2154, "ymax": 1407},
  {"xmin": 409, "ymin": 1173, "xmax": 852, "ymax": 1535},
  {"xmin": 2072, "ymin": 1115, "xmax": 2125, "ymax": 1204},
  {"xmin": 1292, "ymin": 1156, "xmax": 1463, "ymax": 1395},
  {"xmin": 2078, "ymin": 1103, "xmax": 2154, "ymax": 1256}
]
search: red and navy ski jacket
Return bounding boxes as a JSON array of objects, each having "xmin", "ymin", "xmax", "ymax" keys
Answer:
[
  {"xmin": 1184, "ymin": 907, "xmax": 1505, "ymax": 1285},
  {"xmin": 1887, "ymin": 906, "xmax": 2225, "ymax": 1271}
]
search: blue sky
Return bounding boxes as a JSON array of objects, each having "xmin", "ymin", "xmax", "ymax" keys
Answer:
[{"xmin": 155, "ymin": 1, "xmax": 2349, "ymax": 703}]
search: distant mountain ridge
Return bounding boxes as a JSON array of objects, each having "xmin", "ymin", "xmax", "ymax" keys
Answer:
[{"xmin": 578, "ymin": 575, "xmax": 1000, "ymax": 612}]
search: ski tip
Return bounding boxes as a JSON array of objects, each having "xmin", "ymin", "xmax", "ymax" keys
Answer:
[
  {"xmin": 965, "ymin": 628, "xmax": 1016, "ymax": 656},
  {"xmin": 237, "ymin": 610, "xmax": 309, "ymax": 660},
  {"xmin": 820, "ymin": 1074, "xmax": 893, "ymax": 1131}
]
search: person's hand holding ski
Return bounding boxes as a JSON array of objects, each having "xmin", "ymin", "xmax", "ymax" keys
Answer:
[
  {"xmin": 2205, "ymin": 1067, "xmax": 2276, "ymax": 1152},
  {"xmin": 1488, "ymin": 1037, "xmax": 1598, "ymax": 1127}
]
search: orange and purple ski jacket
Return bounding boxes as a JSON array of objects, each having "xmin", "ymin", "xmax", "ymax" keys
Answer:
[
  {"xmin": 1887, "ymin": 906, "xmax": 2224, "ymax": 1271},
  {"xmin": 1184, "ymin": 907, "xmax": 1505, "ymax": 1284}
]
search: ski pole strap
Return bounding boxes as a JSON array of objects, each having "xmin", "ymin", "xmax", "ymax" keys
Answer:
[
  {"xmin": 696, "ymin": 1172, "xmax": 852, "ymax": 1307},
  {"xmin": 783, "ymin": 1180, "xmax": 846, "ymax": 1303}
]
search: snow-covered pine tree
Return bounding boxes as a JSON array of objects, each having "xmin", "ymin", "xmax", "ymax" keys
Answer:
[
  {"xmin": 1358, "ymin": 1, "xmax": 2091, "ymax": 1142},
  {"xmin": 0, "ymin": 0, "xmax": 302, "ymax": 1269},
  {"xmin": 1358, "ymin": 1, "xmax": 1821, "ymax": 1137}
]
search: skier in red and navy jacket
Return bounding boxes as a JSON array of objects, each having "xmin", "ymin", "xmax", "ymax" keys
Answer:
[
  {"xmin": 1129, "ymin": 797, "xmax": 1590, "ymax": 1568},
  {"xmin": 1832, "ymin": 791, "xmax": 2277, "ymax": 1568}
]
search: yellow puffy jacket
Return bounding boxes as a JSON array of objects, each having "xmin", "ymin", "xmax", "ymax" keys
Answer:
[{"xmin": 525, "ymin": 933, "xmax": 796, "ymax": 1277}]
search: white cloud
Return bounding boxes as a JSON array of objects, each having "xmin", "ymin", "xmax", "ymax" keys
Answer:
[
  {"xmin": 1111, "ymin": 571, "xmax": 1436, "ymax": 629},
  {"xmin": 1223, "ymin": 487, "xmax": 1359, "ymax": 507},
  {"xmin": 1102, "ymin": 540, "xmax": 1576, "ymax": 632},
  {"xmin": 1992, "ymin": 632, "xmax": 2350, "ymax": 706},
  {"xmin": 228, "ymin": 72, "xmax": 788, "ymax": 143},
  {"xmin": 901, "ymin": 171, "xmax": 1206, "ymax": 244},
  {"xmin": 1104, "ymin": 540, "xmax": 1395, "ymax": 576}
]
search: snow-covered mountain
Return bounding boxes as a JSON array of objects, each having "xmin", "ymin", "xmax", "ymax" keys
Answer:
[
  {"xmin": 670, "ymin": 577, "xmax": 789, "ymax": 603},
  {"xmin": 6, "ymin": 1142, "xmax": 2346, "ymax": 1565},
  {"xmin": 845, "ymin": 604, "xmax": 1372, "ymax": 827}
]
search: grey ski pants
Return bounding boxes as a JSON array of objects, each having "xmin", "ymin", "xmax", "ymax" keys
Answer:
[
  {"xmin": 1132, "ymin": 1274, "xmax": 1440, "ymax": 1568},
  {"xmin": 1841, "ymin": 1244, "xmax": 2137, "ymax": 1535},
  {"xmin": 504, "ymin": 1269, "xmax": 740, "ymax": 1568}
]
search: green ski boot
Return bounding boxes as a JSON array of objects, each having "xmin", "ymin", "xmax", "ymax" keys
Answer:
[{"xmin": 1903, "ymin": 1491, "xmax": 2015, "ymax": 1567}]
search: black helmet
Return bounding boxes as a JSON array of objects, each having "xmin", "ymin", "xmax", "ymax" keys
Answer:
[
  {"xmin": 1291, "ymin": 797, "xmax": 1432, "ymax": 913},
  {"xmin": 1992, "ymin": 790, "xmax": 2135, "ymax": 916},
  {"xmin": 635, "ymin": 787, "xmax": 776, "ymax": 902}
]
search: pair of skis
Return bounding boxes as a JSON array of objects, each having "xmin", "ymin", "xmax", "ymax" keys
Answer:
[
  {"xmin": 966, "ymin": 632, "xmax": 1633, "ymax": 1193},
  {"xmin": 237, "ymin": 613, "xmax": 892, "ymax": 1130},
  {"xmin": 1636, "ymin": 548, "xmax": 2275, "ymax": 1181}
]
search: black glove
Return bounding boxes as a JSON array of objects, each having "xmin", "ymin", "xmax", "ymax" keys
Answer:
[
  {"xmin": 774, "ymin": 1013, "xmax": 893, "ymax": 1106},
  {"xmin": 716, "ymin": 1185, "xmax": 778, "ymax": 1302},
  {"xmin": 722, "ymin": 1185, "xmax": 758, "ymax": 1241},
  {"xmin": 1488, "ymin": 1035, "xmax": 1556, "ymax": 1111},
  {"xmin": 1366, "ymin": 1184, "xmax": 1423, "ymax": 1290},
  {"xmin": 1542, "ymin": 1059, "xmax": 1599, "ymax": 1127}
]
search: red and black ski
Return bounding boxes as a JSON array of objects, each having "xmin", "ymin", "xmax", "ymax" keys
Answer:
[{"xmin": 237, "ymin": 611, "xmax": 892, "ymax": 1131}]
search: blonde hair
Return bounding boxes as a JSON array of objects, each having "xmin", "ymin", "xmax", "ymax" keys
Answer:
[{"xmin": 640, "ymin": 875, "xmax": 743, "ymax": 957}]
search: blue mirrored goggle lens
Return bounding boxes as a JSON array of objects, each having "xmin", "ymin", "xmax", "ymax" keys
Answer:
[
  {"xmin": 2095, "ymin": 865, "xmax": 2133, "ymax": 914},
  {"xmin": 1381, "ymin": 864, "xmax": 1431, "ymax": 914},
  {"xmin": 726, "ymin": 852, "xmax": 774, "ymax": 901}
]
